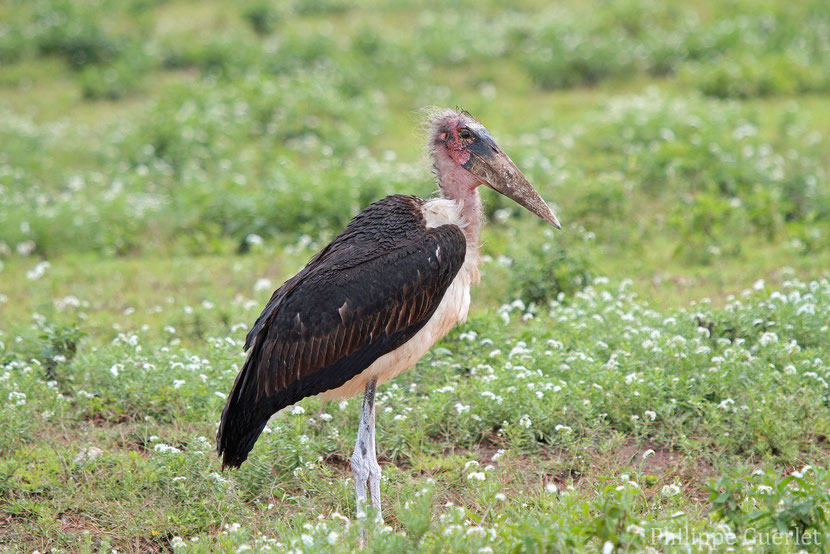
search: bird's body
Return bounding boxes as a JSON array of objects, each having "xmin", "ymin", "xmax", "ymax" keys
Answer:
[
  {"xmin": 216, "ymin": 194, "xmax": 476, "ymax": 468},
  {"xmin": 321, "ymin": 197, "xmax": 481, "ymax": 400},
  {"xmin": 217, "ymin": 109, "xmax": 559, "ymax": 517}
]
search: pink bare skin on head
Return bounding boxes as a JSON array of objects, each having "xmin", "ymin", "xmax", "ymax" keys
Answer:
[
  {"xmin": 430, "ymin": 113, "xmax": 483, "ymax": 199},
  {"xmin": 441, "ymin": 130, "xmax": 473, "ymax": 166},
  {"xmin": 427, "ymin": 108, "xmax": 561, "ymax": 232}
]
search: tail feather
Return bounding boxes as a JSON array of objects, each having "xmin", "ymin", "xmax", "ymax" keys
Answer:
[
  {"xmin": 217, "ymin": 326, "xmax": 415, "ymax": 468},
  {"xmin": 216, "ymin": 353, "xmax": 274, "ymax": 468}
]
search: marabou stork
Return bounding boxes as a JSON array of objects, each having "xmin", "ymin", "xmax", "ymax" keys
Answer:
[{"xmin": 217, "ymin": 109, "xmax": 560, "ymax": 517}]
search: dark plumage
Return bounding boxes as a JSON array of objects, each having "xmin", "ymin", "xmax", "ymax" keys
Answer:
[{"xmin": 217, "ymin": 195, "xmax": 466, "ymax": 468}]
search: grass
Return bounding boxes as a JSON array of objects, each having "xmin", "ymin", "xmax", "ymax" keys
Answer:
[{"xmin": 2, "ymin": 0, "xmax": 830, "ymax": 551}]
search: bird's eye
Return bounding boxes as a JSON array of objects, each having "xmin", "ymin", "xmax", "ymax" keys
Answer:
[{"xmin": 459, "ymin": 128, "xmax": 473, "ymax": 140}]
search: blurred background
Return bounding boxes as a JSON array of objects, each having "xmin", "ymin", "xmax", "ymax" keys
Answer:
[{"xmin": 1, "ymin": 0, "xmax": 829, "ymax": 315}]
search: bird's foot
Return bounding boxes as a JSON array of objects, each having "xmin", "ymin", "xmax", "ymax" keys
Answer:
[
  {"xmin": 352, "ymin": 456, "xmax": 383, "ymax": 523},
  {"xmin": 367, "ymin": 458, "xmax": 382, "ymax": 519}
]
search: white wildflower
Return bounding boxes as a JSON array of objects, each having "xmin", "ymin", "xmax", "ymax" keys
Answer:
[
  {"xmin": 26, "ymin": 261, "xmax": 52, "ymax": 281},
  {"xmin": 459, "ymin": 330, "xmax": 477, "ymax": 341},
  {"xmin": 8, "ymin": 391, "xmax": 26, "ymax": 406},
  {"xmin": 246, "ymin": 233, "xmax": 264, "ymax": 247},
  {"xmin": 73, "ymin": 447, "xmax": 103, "ymax": 463},
  {"xmin": 154, "ymin": 443, "xmax": 182, "ymax": 455},
  {"xmin": 254, "ymin": 278, "xmax": 273, "ymax": 293},
  {"xmin": 759, "ymin": 332, "xmax": 778, "ymax": 346},
  {"xmin": 661, "ymin": 483, "xmax": 681, "ymax": 497},
  {"xmin": 17, "ymin": 240, "xmax": 36, "ymax": 256}
]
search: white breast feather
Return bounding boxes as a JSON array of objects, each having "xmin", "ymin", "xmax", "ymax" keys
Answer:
[{"xmin": 422, "ymin": 197, "xmax": 464, "ymax": 229}]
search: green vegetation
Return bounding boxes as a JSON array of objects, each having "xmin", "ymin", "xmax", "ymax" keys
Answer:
[{"xmin": 1, "ymin": 0, "xmax": 829, "ymax": 551}]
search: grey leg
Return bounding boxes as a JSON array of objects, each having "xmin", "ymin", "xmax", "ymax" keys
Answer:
[{"xmin": 351, "ymin": 378, "xmax": 382, "ymax": 522}]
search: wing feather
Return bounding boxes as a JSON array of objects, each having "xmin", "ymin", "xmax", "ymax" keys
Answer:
[
  {"xmin": 332, "ymin": 325, "xmax": 345, "ymax": 363},
  {"xmin": 217, "ymin": 195, "xmax": 468, "ymax": 468},
  {"xmin": 284, "ymin": 340, "xmax": 299, "ymax": 383}
]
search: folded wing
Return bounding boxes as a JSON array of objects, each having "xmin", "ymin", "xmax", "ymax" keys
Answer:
[{"xmin": 217, "ymin": 195, "xmax": 466, "ymax": 468}]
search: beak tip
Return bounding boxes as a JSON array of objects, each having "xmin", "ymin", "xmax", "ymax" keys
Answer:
[{"xmin": 546, "ymin": 212, "xmax": 562, "ymax": 230}]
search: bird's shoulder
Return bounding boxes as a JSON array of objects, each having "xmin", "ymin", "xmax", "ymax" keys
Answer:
[
  {"xmin": 282, "ymin": 194, "xmax": 466, "ymax": 313},
  {"xmin": 319, "ymin": 195, "xmax": 455, "ymax": 266},
  {"xmin": 244, "ymin": 194, "xmax": 466, "ymax": 350}
]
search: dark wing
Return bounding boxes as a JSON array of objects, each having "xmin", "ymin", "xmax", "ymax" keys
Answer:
[{"xmin": 217, "ymin": 195, "xmax": 466, "ymax": 467}]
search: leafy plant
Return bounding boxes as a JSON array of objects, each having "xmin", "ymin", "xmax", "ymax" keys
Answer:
[{"xmin": 508, "ymin": 234, "xmax": 593, "ymax": 304}]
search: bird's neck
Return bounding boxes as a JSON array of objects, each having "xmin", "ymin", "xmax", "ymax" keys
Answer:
[
  {"xmin": 437, "ymin": 177, "xmax": 483, "ymax": 248},
  {"xmin": 432, "ymin": 146, "xmax": 484, "ymax": 247}
]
